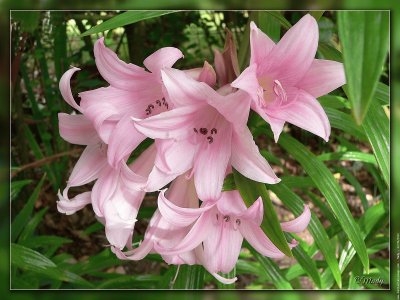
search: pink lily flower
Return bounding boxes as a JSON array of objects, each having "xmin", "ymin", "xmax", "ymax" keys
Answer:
[
  {"xmin": 133, "ymin": 67, "xmax": 280, "ymax": 202},
  {"xmin": 70, "ymin": 38, "xmax": 183, "ymax": 168},
  {"xmin": 57, "ymin": 68, "xmax": 157, "ymax": 249},
  {"xmin": 231, "ymin": 14, "xmax": 346, "ymax": 142},
  {"xmin": 154, "ymin": 189, "xmax": 311, "ymax": 284},
  {"xmin": 112, "ymin": 174, "xmax": 203, "ymax": 266}
]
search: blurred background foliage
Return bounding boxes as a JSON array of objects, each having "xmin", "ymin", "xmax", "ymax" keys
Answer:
[{"xmin": 9, "ymin": 9, "xmax": 391, "ymax": 294}]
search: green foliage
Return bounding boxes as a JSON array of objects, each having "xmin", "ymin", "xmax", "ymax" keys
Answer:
[{"xmin": 338, "ymin": 11, "xmax": 389, "ymax": 124}]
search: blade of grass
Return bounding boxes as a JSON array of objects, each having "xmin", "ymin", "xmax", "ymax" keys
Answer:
[{"xmin": 81, "ymin": 11, "xmax": 178, "ymax": 37}]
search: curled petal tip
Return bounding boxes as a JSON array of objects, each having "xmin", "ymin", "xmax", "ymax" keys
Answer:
[
  {"xmin": 212, "ymin": 272, "xmax": 237, "ymax": 285},
  {"xmin": 131, "ymin": 116, "xmax": 143, "ymax": 122}
]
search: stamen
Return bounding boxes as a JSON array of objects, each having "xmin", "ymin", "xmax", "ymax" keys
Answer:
[
  {"xmin": 273, "ymin": 80, "xmax": 287, "ymax": 102},
  {"xmin": 193, "ymin": 128, "xmax": 198, "ymax": 133},
  {"xmin": 211, "ymin": 128, "xmax": 217, "ymax": 134},
  {"xmin": 156, "ymin": 100, "xmax": 161, "ymax": 106},
  {"xmin": 236, "ymin": 219, "xmax": 241, "ymax": 226},
  {"xmin": 199, "ymin": 128, "xmax": 208, "ymax": 135},
  {"xmin": 149, "ymin": 104, "xmax": 155, "ymax": 110},
  {"xmin": 223, "ymin": 215, "xmax": 230, "ymax": 222},
  {"xmin": 207, "ymin": 136, "xmax": 213, "ymax": 144}
]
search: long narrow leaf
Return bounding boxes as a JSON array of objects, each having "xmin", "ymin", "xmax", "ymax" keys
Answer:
[
  {"xmin": 273, "ymin": 132, "xmax": 369, "ymax": 272},
  {"xmin": 338, "ymin": 11, "xmax": 389, "ymax": 124},
  {"xmin": 81, "ymin": 11, "xmax": 178, "ymax": 37}
]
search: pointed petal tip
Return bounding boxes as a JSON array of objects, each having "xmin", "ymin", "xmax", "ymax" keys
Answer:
[{"xmin": 212, "ymin": 272, "xmax": 237, "ymax": 285}]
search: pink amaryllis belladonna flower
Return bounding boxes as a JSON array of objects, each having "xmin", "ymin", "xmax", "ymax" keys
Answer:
[
  {"xmin": 76, "ymin": 38, "xmax": 185, "ymax": 168},
  {"xmin": 154, "ymin": 189, "xmax": 311, "ymax": 284},
  {"xmin": 231, "ymin": 14, "xmax": 346, "ymax": 142},
  {"xmin": 112, "ymin": 174, "xmax": 203, "ymax": 266},
  {"xmin": 57, "ymin": 68, "xmax": 157, "ymax": 249},
  {"xmin": 133, "ymin": 68, "xmax": 280, "ymax": 202}
]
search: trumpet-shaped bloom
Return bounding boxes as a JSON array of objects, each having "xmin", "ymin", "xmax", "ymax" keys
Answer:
[
  {"xmin": 133, "ymin": 68, "xmax": 280, "ymax": 201},
  {"xmin": 57, "ymin": 68, "xmax": 157, "ymax": 249},
  {"xmin": 112, "ymin": 174, "xmax": 201, "ymax": 265},
  {"xmin": 154, "ymin": 189, "xmax": 311, "ymax": 284},
  {"xmin": 231, "ymin": 14, "xmax": 346, "ymax": 142}
]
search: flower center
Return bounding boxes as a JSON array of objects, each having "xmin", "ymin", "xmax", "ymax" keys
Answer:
[
  {"xmin": 215, "ymin": 213, "xmax": 241, "ymax": 230},
  {"xmin": 144, "ymin": 97, "xmax": 169, "ymax": 116},
  {"xmin": 193, "ymin": 126, "xmax": 218, "ymax": 144},
  {"xmin": 257, "ymin": 76, "xmax": 287, "ymax": 107}
]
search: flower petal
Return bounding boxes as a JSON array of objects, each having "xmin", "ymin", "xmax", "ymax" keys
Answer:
[
  {"xmin": 281, "ymin": 205, "xmax": 311, "ymax": 233},
  {"xmin": 67, "ymin": 144, "xmax": 108, "ymax": 187},
  {"xmin": 107, "ymin": 115, "xmax": 146, "ymax": 168},
  {"xmin": 182, "ymin": 61, "xmax": 216, "ymax": 87},
  {"xmin": 111, "ymin": 239, "xmax": 154, "ymax": 261},
  {"xmin": 194, "ymin": 120, "xmax": 232, "ymax": 201},
  {"xmin": 211, "ymin": 272, "xmax": 238, "ymax": 285},
  {"xmin": 161, "ymin": 68, "xmax": 214, "ymax": 107},
  {"xmin": 154, "ymin": 139, "xmax": 196, "ymax": 174},
  {"xmin": 231, "ymin": 63, "xmax": 260, "ymax": 101},
  {"xmin": 57, "ymin": 191, "xmax": 91, "ymax": 215},
  {"xmin": 202, "ymin": 218, "xmax": 243, "ymax": 274},
  {"xmin": 94, "ymin": 37, "xmax": 155, "ymax": 91},
  {"xmin": 154, "ymin": 211, "xmax": 212, "ymax": 255},
  {"xmin": 133, "ymin": 104, "xmax": 206, "ymax": 140},
  {"xmin": 158, "ymin": 189, "xmax": 215, "ymax": 227},
  {"xmin": 144, "ymin": 166, "xmax": 180, "ymax": 192},
  {"xmin": 59, "ymin": 67, "xmax": 81, "ymax": 112},
  {"xmin": 296, "ymin": 59, "xmax": 346, "ymax": 98},
  {"xmin": 239, "ymin": 196, "xmax": 264, "ymax": 226},
  {"xmin": 267, "ymin": 87, "xmax": 331, "ymax": 141},
  {"xmin": 207, "ymin": 89, "xmax": 251, "ymax": 129},
  {"xmin": 58, "ymin": 113, "xmax": 99, "ymax": 145},
  {"xmin": 240, "ymin": 220, "xmax": 286, "ymax": 258},
  {"xmin": 143, "ymin": 47, "xmax": 183, "ymax": 73},
  {"xmin": 264, "ymin": 14, "xmax": 319, "ymax": 86},
  {"xmin": 249, "ymin": 21, "xmax": 275, "ymax": 65},
  {"xmin": 231, "ymin": 127, "xmax": 280, "ymax": 184},
  {"xmin": 91, "ymin": 167, "xmax": 119, "ymax": 217},
  {"xmin": 216, "ymin": 191, "xmax": 247, "ymax": 216}
]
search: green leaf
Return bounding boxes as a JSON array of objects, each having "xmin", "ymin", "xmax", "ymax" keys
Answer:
[
  {"xmin": 310, "ymin": 11, "xmax": 325, "ymax": 21},
  {"xmin": 317, "ymin": 42, "xmax": 343, "ymax": 62},
  {"xmin": 255, "ymin": 11, "xmax": 281, "ymax": 42},
  {"xmin": 287, "ymin": 233, "xmax": 322, "ymax": 288},
  {"xmin": 247, "ymin": 243, "xmax": 292, "ymax": 289},
  {"xmin": 222, "ymin": 173, "xmax": 236, "ymax": 191},
  {"xmin": 18, "ymin": 208, "xmax": 48, "ymax": 242},
  {"xmin": 81, "ymin": 11, "xmax": 178, "ymax": 37},
  {"xmin": 233, "ymin": 170, "xmax": 292, "ymax": 257},
  {"xmin": 273, "ymin": 132, "xmax": 369, "ymax": 273},
  {"xmin": 334, "ymin": 166, "xmax": 369, "ymax": 211},
  {"xmin": 11, "ymin": 175, "xmax": 46, "ymax": 242},
  {"xmin": 11, "ymin": 179, "xmax": 32, "ymax": 201},
  {"xmin": 11, "ymin": 243, "xmax": 92, "ymax": 288},
  {"xmin": 265, "ymin": 11, "xmax": 291, "ymax": 30},
  {"xmin": 323, "ymin": 107, "xmax": 366, "ymax": 140},
  {"xmin": 268, "ymin": 183, "xmax": 342, "ymax": 288},
  {"xmin": 362, "ymin": 101, "xmax": 389, "ymax": 186},
  {"xmin": 375, "ymin": 82, "xmax": 389, "ymax": 106},
  {"xmin": 318, "ymin": 151, "xmax": 377, "ymax": 165},
  {"xmin": 172, "ymin": 265, "xmax": 205, "ymax": 289},
  {"xmin": 338, "ymin": 11, "xmax": 389, "ymax": 124},
  {"xmin": 96, "ymin": 274, "xmax": 161, "ymax": 288}
]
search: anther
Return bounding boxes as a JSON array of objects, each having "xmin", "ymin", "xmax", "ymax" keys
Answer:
[
  {"xmin": 149, "ymin": 104, "xmax": 155, "ymax": 109},
  {"xmin": 211, "ymin": 128, "xmax": 217, "ymax": 134},
  {"xmin": 162, "ymin": 98, "xmax": 166, "ymax": 105},
  {"xmin": 193, "ymin": 128, "xmax": 198, "ymax": 133},
  {"xmin": 236, "ymin": 219, "xmax": 241, "ymax": 226},
  {"xmin": 207, "ymin": 136, "xmax": 213, "ymax": 144},
  {"xmin": 216, "ymin": 214, "xmax": 219, "ymax": 220},
  {"xmin": 156, "ymin": 100, "xmax": 161, "ymax": 106},
  {"xmin": 223, "ymin": 215, "xmax": 230, "ymax": 222},
  {"xmin": 200, "ymin": 128, "xmax": 208, "ymax": 135}
]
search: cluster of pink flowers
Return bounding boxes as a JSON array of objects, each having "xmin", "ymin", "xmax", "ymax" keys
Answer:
[{"xmin": 57, "ymin": 14, "xmax": 345, "ymax": 284}]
